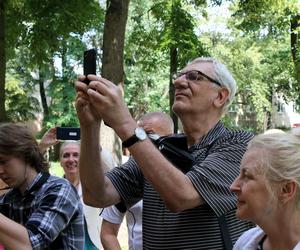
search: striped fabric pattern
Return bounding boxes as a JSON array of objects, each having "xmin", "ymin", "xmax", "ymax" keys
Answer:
[{"xmin": 106, "ymin": 122, "xmax": 254, "ymax": 249}]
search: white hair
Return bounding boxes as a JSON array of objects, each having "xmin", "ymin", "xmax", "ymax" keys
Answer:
[{"xmin": 189, "ymin": 57, "xmax": 237, "ymax": 111}]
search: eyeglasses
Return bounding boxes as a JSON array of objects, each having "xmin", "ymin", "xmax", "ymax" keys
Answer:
[{"xmin": 173, "ymin": 70, "xmax": 222, "ymax": 87}]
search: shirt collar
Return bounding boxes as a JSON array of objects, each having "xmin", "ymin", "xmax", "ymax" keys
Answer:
[
  {"xmin": 23, "ymin": 172, "xmax": 49, "ymax": 196},
  {"xmin": 192, "ymin": 121, "xmax": 227, "ymax": 149}
]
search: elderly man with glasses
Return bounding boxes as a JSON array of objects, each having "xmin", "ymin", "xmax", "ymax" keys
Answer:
[{"xmin": 75, "ymin": 57, "xmax": 254, "ymax": 249}]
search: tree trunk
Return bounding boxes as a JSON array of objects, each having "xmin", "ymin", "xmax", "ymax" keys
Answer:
[
  {"xmin": 291, "ymin": 14, "xmax": 300, "ymax": 82},
  {"xmin": 38, "ymin": 66, "xmax": 49, "ymax": 118},
  {"xmin": 102, "ymin": 0, "xmax": 129, "ymax": 84},
  {"xmin": 0, "ymin": 0, "xmax": 7, "ymax": 122},
  {"xmin": 169, "ymin": 46, "xmax": 178, "ymax": 133},
  {"xmin": 101, "ymin": 0, "xmax": 130, "ymax": 164}
]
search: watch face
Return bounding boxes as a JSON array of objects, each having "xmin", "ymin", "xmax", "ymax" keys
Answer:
[{"xmin": 135, "ymin": 127, "xmax": 147, "ymax": 140}]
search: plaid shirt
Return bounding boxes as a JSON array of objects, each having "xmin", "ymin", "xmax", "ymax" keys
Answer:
[{"xmin": 0, "ymin": 172, "xmax": 84, "ymax": 250}]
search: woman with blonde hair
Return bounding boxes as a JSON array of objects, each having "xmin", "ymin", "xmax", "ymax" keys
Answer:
[{"xmin": 230, "ymin": 130, "xmax": 300, "ymax": 250}]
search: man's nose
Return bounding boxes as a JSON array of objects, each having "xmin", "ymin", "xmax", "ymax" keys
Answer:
[
  {"xmin": 173, "ymin": 75, "xmax": 188, "ymax": 88},
  {"xmin": 230, "ymin": 178, "xmax": 240, "ymax": 193}
]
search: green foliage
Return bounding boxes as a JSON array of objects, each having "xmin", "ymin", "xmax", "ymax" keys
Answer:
[
  {"xmin": 210, "ymin": 38, "xmax": 269, "ymax": 131},
  {"xmin": 5, "ymin": 0, "xmax": 104, "ymax": 128},
  {"xmin": 4, "ymin": 0, "xmax": 299, "ymax": 134},
  {"xmin": 230, "ymin": 0, "xmax": 300, "ymax": 106},
  {"xmin": 45, "ymin": 79, "xmax": 79, "ymax": 128},
  {"xmin": 5, "ymin": 73, "xmax": 40, "ymax": 122},
  {"xmin": 44, "ymin": 36, "xmax": 87, "ymax": 129},
  {"xmin": 11, "ymin": 0, "xmax": 104, "ymax": 65},
  {"xmin": 124, "ymin": 0, "xmax": 211, "ymax": 120},
  {"xmin": 150, "ymin": 0, "xmax": 210, "ymax": 67},
  {"xmin": 124, "ymin": 1, "xmax": 170, "ymax": 118},
  {"xmin": 124, "ymin": 64, "xmax": 170, "ymax": 119}
]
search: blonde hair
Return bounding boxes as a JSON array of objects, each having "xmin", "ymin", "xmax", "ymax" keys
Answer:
[{"xmin": 248, "ymin": 130, "xmax": 300, "ymax": 207}]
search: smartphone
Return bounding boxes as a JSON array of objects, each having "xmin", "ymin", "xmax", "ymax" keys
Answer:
[
  {"xmin": 83, "ymin": 49, "xmax": 97, "ymax": 84},
  {"xmin": 56, "ymin": 127, "xmax": 80, "ymax": 140}
]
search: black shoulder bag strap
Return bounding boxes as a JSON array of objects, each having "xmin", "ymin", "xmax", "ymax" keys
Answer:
[
  {"xmin": 157, "ymin": 134, "xmax": 233, "ymax": 249},
  {"xmin": 218, "ymin": 215, "xmax": 233, "ymax": 250}
]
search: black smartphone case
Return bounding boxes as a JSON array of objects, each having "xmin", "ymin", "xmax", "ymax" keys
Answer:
[
  {"xmin": 56, "ymin": 127, "xmax": 80, "ymax": 140},
  {"xmin": 83, "ymin": 49, "xmax": 97, "ymax": 84}
]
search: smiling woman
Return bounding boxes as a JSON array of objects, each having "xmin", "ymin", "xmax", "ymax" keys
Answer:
[{"xmin": 231, "ymin": 130, "xmax": 300, "ymax": 250}]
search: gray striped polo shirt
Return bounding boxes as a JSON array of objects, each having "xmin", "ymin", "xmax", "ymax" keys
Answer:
[{"xmin": 106, "ymin": 122, "xmax": 254, "ymax": 249}]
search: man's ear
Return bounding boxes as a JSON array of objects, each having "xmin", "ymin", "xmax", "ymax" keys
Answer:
[
  {"xmin": 213, "ymin": 88, "xmax": 229, "ymax": 108},
  {"xmin": 279, "ymin": 181, "xmax": 297, "ymax": 204}
]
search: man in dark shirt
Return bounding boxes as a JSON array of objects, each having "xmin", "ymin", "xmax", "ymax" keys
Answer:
[
  {"xmin": 0, "ymin": 123, "xmax": 84, "ymax": 250},
  {"xmin": 75, "ymin": 57, "xmax": 254, "ymax": 249}
]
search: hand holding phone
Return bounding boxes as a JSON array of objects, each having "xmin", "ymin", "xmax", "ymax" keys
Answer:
[{"xmin": 83, "ymin": 49, "xmax": 97, "ymax": 84}]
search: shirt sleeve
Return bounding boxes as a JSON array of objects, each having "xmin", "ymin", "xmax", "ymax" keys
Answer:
[
  {"xmin": 187, "ymin": 132, "xmax": 252, "ymax": 216},
  {"xmin": 101, "ymin": 205, "xmax": 125, "ymax": 224},
  {"xmin": 26, "ymin": 180, "xmax": 83, "ymax": 250},
  {"xmin": 105, "ymin": 157, "xmax": 144, "ymax": 208}
]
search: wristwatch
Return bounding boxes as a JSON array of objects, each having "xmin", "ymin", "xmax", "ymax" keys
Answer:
[{"xmin": 122, "ymin": 127, "xmax": 147, "ymax": 148}]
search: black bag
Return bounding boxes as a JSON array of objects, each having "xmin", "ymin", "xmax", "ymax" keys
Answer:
[{"xmin": 151, "ymin": 134, "xmax": 195, "ymax": 173}]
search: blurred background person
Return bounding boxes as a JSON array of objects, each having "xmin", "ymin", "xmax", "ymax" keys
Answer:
[{"xmin": 231, "ymin": 130, "xmax": 300, "ymax": 250}]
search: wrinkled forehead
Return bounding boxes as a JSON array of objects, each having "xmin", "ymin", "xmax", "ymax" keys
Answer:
[
  {"xmin": 241, "ymin": 146, "xmax": 266, "ymax": 171},
  {"xmin": 182, "ymin": 61, "xmax": 214, "ymax": 74}
]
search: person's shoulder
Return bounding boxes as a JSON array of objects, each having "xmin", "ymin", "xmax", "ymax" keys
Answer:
[
  {"xmin": 233, "ymin": 226, "xmax": 264, "ymax": 249},
  {"xmin": 47, "ymin": 174, "xmax": 70, "ymax": 185},
  {"xmin": 45, "ymin": 175, "xmax": 76, "ymax": 193},
  {"xmin": 42, "ymin": 175, "xmax": 80, "ymax": 203},
  {"xmin": 223, "ymin": 127, "xmax": 254, "ymax": 144}
]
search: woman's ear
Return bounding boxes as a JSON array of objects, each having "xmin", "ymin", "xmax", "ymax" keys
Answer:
[
  {"xmin": 279, "ymin": 181, "xmax": 297, "ymax": 204},
  {"xmin": 213, "ymin": 88, "xmax": 229, "ymax": 108}
]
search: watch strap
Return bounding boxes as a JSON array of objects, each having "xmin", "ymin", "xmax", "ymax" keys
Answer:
[{"xmin": 122, "ymin": 134, "xmax": 139, "ymax": 148}]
